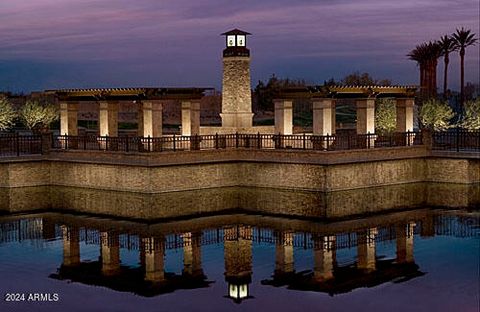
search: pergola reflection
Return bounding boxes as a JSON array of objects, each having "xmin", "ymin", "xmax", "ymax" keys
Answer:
[{"xmin": 0, "ymin": 209, "xmax": 478, "ymax": 300}]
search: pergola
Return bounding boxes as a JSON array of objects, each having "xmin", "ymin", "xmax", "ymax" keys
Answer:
[
  {"xmin": 273, "ymin": 85, "xmax": 417, "ymax": 135},
  {"xmin": 44, "ymin": 87, "xmax": 212, "ymax": 137}
]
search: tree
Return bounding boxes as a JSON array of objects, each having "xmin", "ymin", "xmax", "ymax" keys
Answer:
[
  {"xmin": 341, "ymin": 72, "xmax": 391, "ymax": 86},
  {"xmin": 408, "ymin": 41, "xmax": 442, "ymax": 100},
  {"xmin": 20, "ymin": 100, "xmax": 58, "ymax": 133},
  {"xmin": 254, "ymin": 74, "xmax": 307, "ymax": 111},
  {"xmin": 452, "ymin": 27, "xmax": 478, "ymax": 106},
  {"xmin": 0, "ymin": 96, "xmax": 16, "ymax": 131},
  {"xmin": 438, "ymin": 35, "xmax": 457, "ymax": 98},
  {"xmin": 419, "ymin": 99, "xmax": 454, "ymax": 131},
  {"xmin": 459, "ymin": 99, "xmax": 480, "ymax": 130},
  {"xmin": 375, "ymin": 98, "xmax": 396, "ymax": 135}
]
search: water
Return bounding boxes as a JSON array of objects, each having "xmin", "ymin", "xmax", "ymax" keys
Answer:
[{"xmin": 0, "ymin": 209, "xmax": 478, "ymax": 312}]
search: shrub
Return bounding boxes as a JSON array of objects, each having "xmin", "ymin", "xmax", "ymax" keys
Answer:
[
  {"xmin": 375, "ymin": 98, "xmax": 396, "ymax": 135},
  {"xmin": 0, "ymin": 96, "xmax": 17, "ymax": 131},
  {"xmin": 20, "ymin": 100, "xmax": 58, "ymax": 133},
  {"xmin": 419, "ymin": 98, "xmax": 454, "ymax": 131},
  {"xmin": 460, "ymin": 99, "xmax": 480, "ymax": 130}
]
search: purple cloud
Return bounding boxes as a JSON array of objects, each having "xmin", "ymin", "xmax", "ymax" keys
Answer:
[{"xmin": 0, "ymin": 0, "xmax": 478, "ymax": 91}]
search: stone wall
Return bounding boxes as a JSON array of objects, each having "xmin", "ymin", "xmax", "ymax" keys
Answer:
[{"xmin": 0, "ymin": 149, "xmax": 478, "ymax": 217}]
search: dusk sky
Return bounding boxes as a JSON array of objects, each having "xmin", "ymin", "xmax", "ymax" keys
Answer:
[{"xmin": 0, "ymin": 0, "xmax": 478, "ymax": 92}]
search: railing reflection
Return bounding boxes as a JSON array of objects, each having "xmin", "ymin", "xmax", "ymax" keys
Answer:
[{"xmin": 0, "ymin": 210, "xmax": 478, "ymax": 299}]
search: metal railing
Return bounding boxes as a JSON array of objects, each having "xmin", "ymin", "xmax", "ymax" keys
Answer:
[
  {"xmin": 432, "ymin": 128, "xmax": 480, "ymax": 152},
  {"xmin": 51, "ymin": 131, "xmax": 422, "ymax": 153},
  {"xmin": 0, "ymin": 134, "xmax": 42, "ymax": 157}
]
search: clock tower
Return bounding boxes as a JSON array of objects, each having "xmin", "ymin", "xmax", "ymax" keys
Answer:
[{"xmin": 220, "ymin": 29, "xmax": 253, "ymax": 128}]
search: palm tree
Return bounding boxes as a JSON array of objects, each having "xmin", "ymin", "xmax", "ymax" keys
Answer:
[
  {"xmin": 452, "ymin": 27, "xmax": 478, "ymax": 106},
  {"xmin": 408, "ymin": 41, "xmax": 442, "ymax": 100},
  {"xmin": 424, "ymin": 41, "xmax": 442, "ymax": 99},
  {"xmin": 408, "ymin": 43, "xmax": 429, "ymax": 100},
  {"xmin": 438, "ymin": 35, "xmax": 457, "ymax": 98}
]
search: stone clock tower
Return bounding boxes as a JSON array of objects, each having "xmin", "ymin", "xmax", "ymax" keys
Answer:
[{"xmin": 220, "ymin": 29, "xmax": 253, "ymax": 128}]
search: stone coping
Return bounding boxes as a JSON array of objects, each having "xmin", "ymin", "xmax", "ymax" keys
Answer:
[{"xmin": 40, "ymin": 146, "xmax": 429, "ymax": 167}]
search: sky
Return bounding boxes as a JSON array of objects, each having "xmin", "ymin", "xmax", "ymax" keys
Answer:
[{"xmin": 0, "ymin": 0, "xmax": 479, "ymax": 92}]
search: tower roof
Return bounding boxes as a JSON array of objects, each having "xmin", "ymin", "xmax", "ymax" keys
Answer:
[{"xmin": 221, "ymin": 29, "xmax": 251, "ymax": 36}]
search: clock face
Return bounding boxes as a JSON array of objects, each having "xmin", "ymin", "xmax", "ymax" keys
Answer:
[
  {"xmin": 227, "ymin": 35, "xmax": 236, "ymax": 47},
  {"xmin": 237, "ymin": 35, "xmax": 246, "ymax": 47}
]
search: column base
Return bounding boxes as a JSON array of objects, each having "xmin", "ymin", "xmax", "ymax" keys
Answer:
[{"xmin": 221, "ymin": 113, "xmax": 254, "ymax": 128}]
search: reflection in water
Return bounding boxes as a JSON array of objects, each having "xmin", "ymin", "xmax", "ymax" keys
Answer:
[{"xmin": 0, "ymin": 209, "xmax": 478, "ymax": 303}]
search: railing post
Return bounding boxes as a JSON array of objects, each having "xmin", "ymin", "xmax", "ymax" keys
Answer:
[
  {"xmin": 348, "ymin": 134, "xmax": 351, "ymax": 150},
  {"xmin": 105, "ymin": 136, "xmax": 109, "ymax": 151},
  {"xmin": 16, "ymin": 134, "xmax": 20, "ymax": 156},
  {"xmin": 303, "ymin": 133, "xmax": 306, "ymax": 150},
  {"xmin": 456, "ymin": 127, "xmax": 460, "ymax": 152},
  {"xmin": 125, "ymin": 136, "xmax": 129, "ymax": 152},
  {"xmin": 84, "ymin": 135, "xmax": 87, "ymax": 150},
  {"xmin": 173, "ymin": 134, "xmax": 176, "ymax": 151},
  {"xmin": 257, "ymin": 132, "xmax": 261, "ymax": 149},
  {"xmin": 235, "ymin": 132, "xmax": 239, "ymax": 148},
  {"xmin": 148, "ymin": 135, "xmax": 151, "ymax": 152},
  {"xmin": 215, "ymin": 133, "xmax": 219, "ymax": 149},
  {"xmin": 367, "ymin": 132, "xmax": 371, "ymax": 149}
]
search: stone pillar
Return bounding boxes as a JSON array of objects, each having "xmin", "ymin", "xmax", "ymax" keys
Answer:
[
  {"xmin": 357, "ymin": 228, "xmax": 377, "ymax": 272},
  {"xmin": 395, "ymin": 98, "xmax": 414, "ymax": 132},
  {"xmin": 60, "ymin": 102, "xmax": 78, "ymax": 136},
  {"xmin": 356, "ymin": 99, "xmax": 375, "ymax": 134},
  {"xmin": 142, "ymin": 236, "xmax": 165, "ymax": 283},
  {"xmin": 421, "ymin": 214, "xmax": 436, "ymax": 237},
  {"xmin": 182, "ymin": 232, "xmax": 203, "ymax": 277},
  {"xmin": 331, "ymin": 100, "xmax": 336, "ymax": 135},
  {"xmin": 312, "ymin": 99, "xmax": 334, "ymax": 135},
  {"xmin": 141, "ymin": 101, "xmax": 163, "ymax": 138},
  {"xmin": 356, "ymin": 99, "xmax": 376, "ymax": 148},
  {"xmin": 313, "ymin": 235, "xmax": 336, "ymax": 281},
  {"xmin": 181, "ymin": 101, "xmax": 201, "ymax": 136},
  {"xmin": 100, "ymin": 231, "xmax": 120, "ymax": 276},
  {"xmin": 62, "ymin": 225, "xmax": 80, "ymax": 267},
  {"xmin": 224, "ymin": 226, "xmax": 252, "ymax": 300},
  {"xmin": 274, "ymin": 231, "xmax": 294, "ymax": 276},
  {"xmin": 221, "ymin": 56, "xmax": 253, "ymax": 128},
  {"xmin": 99, "ymin": 101, "xmax": 118, "ymax": 137},
  {"xmin": 274, "ymin": 100, "xmax": 293, "ymax": 135},
  {"xmin": 396, "ymin": 222, "xmax": 415, "ymax": 263}
]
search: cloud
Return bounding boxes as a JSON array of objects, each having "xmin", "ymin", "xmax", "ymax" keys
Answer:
[{"xmin": 0, "ymin": 0, "xmax": 478, "ymax": 91}]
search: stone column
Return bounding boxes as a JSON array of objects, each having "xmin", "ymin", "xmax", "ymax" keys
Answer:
[
  {"xmin": 60, "ymin": 102, "xmax": 78, "ymax": 136},
  {"xmin": 396, "ymin": 222, "xmax": 415, "ymax": 263},
  {"xmin": 62, "ymin": 225, "xmax": 80, "ymax": 267},
  {"xmin": 99, "ymin": 101, "xmax": 118, "ymax": 137},
  {"xmin": 313, "ymin": 235, "xmax": 336, "ymax": 281},
  {"xmin": 181, "ymin": 101, "xmax": 201, "ymax": 136},
  {"xmin": 100, "ymin": 231, "xmax": 120, "ymax": 276},
  {"xmin": 141, "ymin": 100, "xmax": 163, "ymax": 138},
  {"xmin": 357, "ymin": 228, "xmax": 377, "ymax": 272},
  {"xmin": 274, "ymin": 231, "xmax": 294, "ymax": 276},
  {"xmin": 356, "ymin": 99, "xmax": 376, "ymax": 148},
  {"xmin": 420, "ymin": 214, "xmax": 435, "ymax": 237},
  {"xmin": 313, "ymin": 99, "xmax": 334, "ymax": 135},
  {"xmin": 142, "ymin": 236, "xmax": 165, "ymax": 283},
  {"xmin": 312, "ymin": 98, "xmax": 335, "ymax": 150},
  {"xmin": 182, "ymin": 232, "xmax": 203, "ymax": 277},
  {"xmin": 224, "ymin": 225, "xmax": 252, "ymax": 300},
  {"xmin": 221, "ymin": 56, "xmax": 253, "ymax": 128},
  {"xmin": 396, "ymin": 98, "xmax": 415, "ymax": 145},
  {"xmin": 331, "ymin": 100, "xmax": 336, "ymax": 135},
  {"xmin": 395, "ymin": 98, "xmax": 414, "ymax": 132},
  {"xmin": 274, "ymin": 100, "xmax": 293, "ymax": 135}
]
